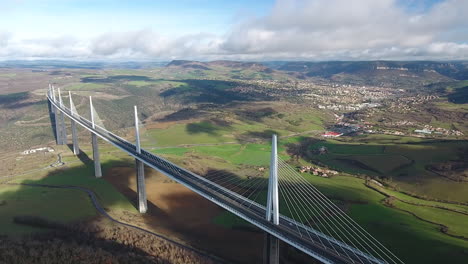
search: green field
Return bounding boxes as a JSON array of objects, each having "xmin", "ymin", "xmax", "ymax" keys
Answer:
[
  {"xmin": 155, "ymin": 143, "xmax": 273, "ymax": 166},
  {"xmin": 141, "ymin": 106, "xmax": 327, "ymax": 149},
  {"xmin": 144, "ymin": 122, "xmax": 235, "ymax": 147},
  {"xmin": 306, "ymin": 138, "xmax": 468, "ymax": 202},
  {"xmin": 127, "ymin": 80, "xmax": 186, "ymax": 88},
  {"xmin": 435, "ymin": 101, "xmax": 468, "ymax": 112},
  {"xmin": 391, "ymin": 200, "xmax": 468, "ymax": 238},
  {"xmin": 434, "ymin": 80, "xmax": 468, "ymax": 112},
  {"xmin": 350, "ymin": 154, "xmax": 412, "ymax": 173},
  {"xmin": 0, "ymin": 184, "xmax": 96, "ymax": 235},
  {"xmin": 65, "ymin": 83, "xmax": 108, "ymax": 91},
  {"xmin": 0, "ymin": 151, "xmax": 136, "ymax": 236},
  {"xmin": 368, "ymin": 183, "xmax": 468, "ymax": 214}
]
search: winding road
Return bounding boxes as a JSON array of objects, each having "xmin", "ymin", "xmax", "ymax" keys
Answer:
[{"xmin": 2, "ymin": 182, "xmax": 227, "ymax": 263}]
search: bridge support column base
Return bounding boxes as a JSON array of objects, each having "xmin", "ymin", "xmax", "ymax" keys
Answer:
[
  {"xmin": 50, "ymin": 101, "xmax": 55, "ymax": 114},
  {"xmin": 263, "ymin": 233, "xmax": 279, "ymax": 264},
  {"xmin": 71, "ymin": 120, "xmax": 79, "ymax": 155},
  {"xmin": 136, "ymin": 159, "xmax": 147, "ymax": 213},
  {"xmin": 60, "ymin": 112, "xmax": 67, "ymax": 145},
  {"xmin": 92, "ymin": 133, "xmax": 102, "ymax": 178},
  {"xmin": 54, "ymin": 107, "xmax": 63, "ymax": 145}
]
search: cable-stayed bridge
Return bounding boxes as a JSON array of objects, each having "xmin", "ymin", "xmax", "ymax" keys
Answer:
[{"xmin": 47, "ymin": 85, "xmax": 404, "ymax": 264}]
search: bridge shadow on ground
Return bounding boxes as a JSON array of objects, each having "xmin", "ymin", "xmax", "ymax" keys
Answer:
[
  {"xmin": 66, "ymin": 144, "xmax": 93, "ymax": 164},
  {"xmin": 98, "ymin": 153, "xmax": 319, "ymax": 263},
  {"xmin": 103, "ymin": 164, "xmax": 268, "ymax": 264},
  {"xmin": 102, "ymin": 165, "xmax": 167, "ymax": 218},
  {"xmin": 0, "ymin": 160, "xmax": 220, "ymax": 263}
]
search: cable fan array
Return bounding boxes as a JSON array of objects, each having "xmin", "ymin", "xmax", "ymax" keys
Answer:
[
  {"xmin": 276, "ymin": 157, "xmax": 403, "ymax": 264},
  {"xmin": 192, "ymin": 154, "xmax": 271, "ymax": 208}
]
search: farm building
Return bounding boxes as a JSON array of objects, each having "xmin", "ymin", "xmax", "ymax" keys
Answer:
[
  {"xmin": 321, "ymin": 131, "xmax": 343, "ymax": 138},
  {"xmin": 414, "ymin": 129, "xmax": 432, "ymax": 134}
]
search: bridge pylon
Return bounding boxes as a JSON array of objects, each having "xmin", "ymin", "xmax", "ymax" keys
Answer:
[
  {"xmin": 134, "ymin": 105, "xmax": 148, "ymax": 213},
  {"xmin": 90, "ymin": 96, "xmax": 102, "ymax": 178},
  {"xmin": 49, "ymin": 84, "xmax": 55, "ymax": 114},
  {"xmin": 264, "ymin": 134, "xmax": 280, "ymax": 264},
  {"xmin": 57, "ymin": 88, "xmax": 67, "ymax": 145},
  {"xmin": 51, "ymin": 85, "xmax": 63, "ymax": 145},
  {"xmin": 69, "ymin": 91, "xmax": 80, "ymax": 155}
]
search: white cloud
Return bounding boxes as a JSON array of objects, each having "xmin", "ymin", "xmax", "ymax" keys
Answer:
[
  {"xmin": 219, "ymin": 0, "xmax": 468, "ymax": 60},
  {"xmin": 89, "ymin": 30, "xmax": 223, "ymax": 59},
  {"xmin": 0, "ymin": 33, "xmax": 90, "ymax": 59},
  {"xmin": 1, "ymin": 0, "xmax": 468, "ymax": 60}
]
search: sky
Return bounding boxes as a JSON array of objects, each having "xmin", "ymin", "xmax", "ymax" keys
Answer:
[{"xmin": 0, "ymin": 0, "xmax": 467, "ymax": 61}]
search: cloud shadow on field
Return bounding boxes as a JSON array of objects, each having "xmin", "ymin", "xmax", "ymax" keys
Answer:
[
  {"xmin": 81, "ymin": 75, "xmax": 156, "ymax": 83},
  {"xmin": 235, "ymin": 129, "xmax": 281, "ymax": 143},
  {"xmin": 186, "ymin": 121, "xmax": 223, "ymax": 136},
  {"xmin": 159, "ymin": 79, "xmax": 272, "ymax": 105}
]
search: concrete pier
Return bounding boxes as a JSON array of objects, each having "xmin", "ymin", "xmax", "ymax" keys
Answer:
[
  {"xmin": 50, "ymin": 84, "xmax": 56, "ymax": 114},
  {"xmin": 71, "ymin": 120, "xmax": 79, "ymax": 155},
  {"xmin": 136, "ymin": 159, "xmax": 147, "ymax": 213},
  {"xmin": 59, "ymin": 111, "xmax": 67, "ymax": 145},
  {"xmin": 91, "ymin": 133, "xmax": 102, "ymax": 178},
  {"xmin": 57, "ymin": 88, "xmax": 67, "ymax": 145},
  {"xmin": 69, "ymin": 91, "xmax": 79, "ymax": 155},
  {"xmin": 90, "ymin": 96, "xmax": 102, "ymax": 178},
  {"xmin": 263, "ymin": 234, "xmax": 280, "ymax": 264},
  {"xmin": 134, "ymin": 105, "xmax": 147, "ymax": 213},
  {"xmin": 54, "ymin": 106, "xmax": 63, "ymax": 145}
]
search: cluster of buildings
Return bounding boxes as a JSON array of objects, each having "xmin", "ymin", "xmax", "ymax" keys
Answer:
[
  {"xmin": 21, "ymin": 147, "xmax": 54, "ymax": 155},
  {"xmin": 234, "ymin": 79, "xmax": 396, "ymax": 111},
  {"xmin": 298, "ymin": 166, "xmax": 338, "ymax": 178},
  {"xmin": 376, "ymin": 66, "xmax": 409, "ymax": 71},
  {"xmin": 317, "ymin": 102, "xmax": 381, "ymax": 111},
  {"xmin": 221, "ymin": 77, "xmax": 465, "ymax": 140},
  {"xmin": 364, "ymin": 129, "xmax": 406, "ymax": 136},
  {"xmin": 363, "ymin": 125, "xmax": 463, "ymax": 138},
  {"xmin": 322, "ymin": 122, "xmax": 367, "ymax": 138},
  {"xmin": 414, "ymin": 125, "xmax": 464, "ymax": 136},
  {"xmin": 386, "ymin": 120, "xmax": 415, "ymax": 127},
  {"xmin": 386, "ymin": 94, "xmax": 440, "ymax": 113}
]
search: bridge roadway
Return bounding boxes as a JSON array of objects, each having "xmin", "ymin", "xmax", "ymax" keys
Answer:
[{"xmin": 49, "ymin": 96, "xmax": 384, "ymax": 264}]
